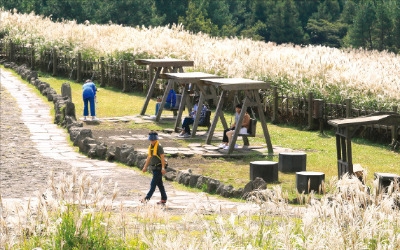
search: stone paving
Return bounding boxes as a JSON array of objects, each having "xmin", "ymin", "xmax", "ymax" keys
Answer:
[
  {"xmin": 1, "ymin": 69, "xmax": 266, "ymax": 214},
  {"xmin": 80, "ymin": 115, "xmax": 283, "ymax": 158}
]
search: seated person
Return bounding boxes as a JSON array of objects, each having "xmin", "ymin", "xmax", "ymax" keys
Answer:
[
  {"xmin": 219, "ymin": 103, "xmax": 250, "ymax": 149},
  {"xmin": 178, "ymin": 98, "xmax": 208, "ymax": 138},
  {"xmin": 155, "ymin": 88, "xmax": 176, "ymax": 115}
]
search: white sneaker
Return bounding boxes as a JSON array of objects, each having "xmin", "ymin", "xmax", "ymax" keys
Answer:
[
  {"xmin": 234, "ymin": 144, "xmax": 239, "ymax": 149},
  {"xmin": 83, "ymin": 116, "xmax": 87, "ymax": 121},
  {"xmin": 223, "ymin": 145, "xmax": 229, "ymax": 150},
  {"xmin": 218, "ymin": 143, "xmax": 225, "ymax": 149},
  {"xmin": 178, "ymin": 133, "xmax": 189, "ymax": 138}
]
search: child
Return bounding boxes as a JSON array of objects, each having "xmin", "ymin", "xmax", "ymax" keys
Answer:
[{"xmin": 141, "ymin": 131, "xmax": 167, "ymax": 204}]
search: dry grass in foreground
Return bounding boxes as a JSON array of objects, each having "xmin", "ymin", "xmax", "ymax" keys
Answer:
[{"xmin": 1, "ymin": 168, "xmax": 399, "ymax": 249}]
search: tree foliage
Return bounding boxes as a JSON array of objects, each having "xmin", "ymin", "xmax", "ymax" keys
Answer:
[{"xmin": 1, "ymin": 0, "xmax": 399, "ymax": 53}]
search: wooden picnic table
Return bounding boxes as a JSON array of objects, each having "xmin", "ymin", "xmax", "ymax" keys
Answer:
[
  {"xmin": 200, "ymin": 78, "xmax": 273, "ymax": 154},
  {"xmin": 135, "ymin": 59, "xmax": 194, "ymax": 116},
  {"xmin": 160, "ymin": 72, "xmax": 221, "ymax": 135},
  {"xmin": 328, "ymin": 112, "xmax": 400, "ymax": 178}
]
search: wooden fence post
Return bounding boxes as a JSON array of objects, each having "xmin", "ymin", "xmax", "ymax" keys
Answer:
[
  {"xmin": 31, "ymin": 48, "xmax": 35, "ymax": 70},
  {"xmin": 392, "ymin": 106, "xmax": 399, "ymax": 142},
  {"xmin": 122, "ymin": 60, "xmax": 128, "ymax": 92},
  {"xmin": 52, "ymin": 47, "xmax": 57, "ymax": 76},
  {"xmin": 307, "ymin": 92, "xmax": 313, "ymax": 129},
  {"xmin": 272, "ymin": 86, "xmax": 278, "ymax": 123},
  {"xmin": 100, "ymin": 57, "xmax": 105, "ymax": 87},
  {"xmin": 9, "ymin": 41, "xmax": 14, "ymax": 61},
  {"xmin": 76, "ymin": 52, "xmax": 82, "ymax": 83},
  {"xmin": 345, "ymin": 98, "xmax": 352, "ymax": 118}
]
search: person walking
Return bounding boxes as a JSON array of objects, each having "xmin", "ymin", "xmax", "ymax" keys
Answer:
[
  {"xmin": 82, "ymin": 79, "xmax": 97, "ymax": 121},
  {"xmin": 141, "ymin": 131, "xmax": 168, "ymax": 205}
]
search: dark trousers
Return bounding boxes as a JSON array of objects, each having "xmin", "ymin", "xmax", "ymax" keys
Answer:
[
  {"xmin": 182, "ymin": 117, "xmax": 194, "ymax": 134},
  {"xmin": 145, "ymin": 170, "xmax": 167, "ymax": 201},
  {"xmin": 222, "ymin": 127, "xmax": 235, "ymax": 143}
]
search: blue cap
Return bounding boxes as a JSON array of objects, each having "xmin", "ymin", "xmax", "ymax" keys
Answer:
[{"xmin": 148, "ymin": 132, "xmax": 158, "ymax": 141}]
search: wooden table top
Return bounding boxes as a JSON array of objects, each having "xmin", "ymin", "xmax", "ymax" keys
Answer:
[
  {"xmin": 200, "ymin": 78, "xmax": 271, "ymax": 91},
  {"xmin": 328, "ymin": 114, "xmax": 400, "ymax": 127},
  {"xmin": 162, "ymin": 72, "xmax": 221, "ymax": 83},
  {"xmin": 134, "ymin": 58, "xmax": 194, "ymax": 67}
]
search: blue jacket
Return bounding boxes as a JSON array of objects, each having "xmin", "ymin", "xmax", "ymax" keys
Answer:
[
  {"xmin": 82, "ymin": 81, "xmax": 97, "ymax": 99},
  {"xmin": 166, "ymin": 89, "xmax": 176, "ymax": 107}
]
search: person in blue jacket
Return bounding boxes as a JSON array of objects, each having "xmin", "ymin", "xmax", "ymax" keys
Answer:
[
  {"xmin": 155, "ymin": 88, "xmax": 176, "ymax": 115},
  {"xmin": 82, "ymin": 79, "xmax": 97, "ymax": 121}
]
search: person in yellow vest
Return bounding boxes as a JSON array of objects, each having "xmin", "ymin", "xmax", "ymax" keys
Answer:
[{"xmin": 141, "ymin": 131, "xmax": 167, "ymax": 205}]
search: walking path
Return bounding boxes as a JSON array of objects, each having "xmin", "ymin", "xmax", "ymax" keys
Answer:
[{"xmin": 0, "ymin": 69, "xmax": 259, "ymax": 214}]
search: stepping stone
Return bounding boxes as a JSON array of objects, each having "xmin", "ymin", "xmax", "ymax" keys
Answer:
[
  {"xmin": 203, "ymin": 145, "xmax": 219, "ymax": 150},
  {"xmin": 182, "ymin": 152, "xmax": 195, "ymax": 157}
]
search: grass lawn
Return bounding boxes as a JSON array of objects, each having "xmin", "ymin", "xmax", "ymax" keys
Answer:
[{"xmin": 29, "ymin": 71, "xmax": 400, "ymax": 195}]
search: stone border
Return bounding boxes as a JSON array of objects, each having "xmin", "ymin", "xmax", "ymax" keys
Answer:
[{"xmin": 2, "ymin": 61, "xmax": 268, "ymax": 199}]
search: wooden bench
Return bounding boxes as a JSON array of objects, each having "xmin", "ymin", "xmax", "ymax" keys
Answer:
[
  {"xmin": 239, "ymin": 118, "xmax": 257, "ymax": 146},
  {"xmin": 198, "ymin": 110, "xmax": 211, "ymax": 130},
  {"xmin": 164, "ymin": 94, "xmax": 181, "ymax": 116}
]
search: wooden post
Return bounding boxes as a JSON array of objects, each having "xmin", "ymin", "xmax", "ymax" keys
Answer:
[
  {"xmin": 271, "ymin": 86, "xmax": 278, "ymax": 123},
  {"xmin": 392, "ymin": 106, "xmax": 399, "ymax": 141},
  {"xmin": 345, "ymin": 99, "xmax": 352, "ymax": 118},
  {"xmin": 307, "ymin": 92, "xmax": 313, "ymax": 130},
  {"xmin": 122, "ymin": 60, "xmax": 128, "ymax": 92},
  {"xmin": 52, "ymin": 47, "xmax": 57, "ymax": 76},
  {"xmin": 9, "ymin": 41, "xmax": 14, "ymax": 61},
  {"xmin": 100, "ymin": 57, "xmax": 105, "ymax": 87},
  {"xmin": 31, "ymin": 48, "xmax": 35, "ymax": 70},
  {"xmin": 76, "ymin": 52, "xmax": 82, "ymax": 83}
]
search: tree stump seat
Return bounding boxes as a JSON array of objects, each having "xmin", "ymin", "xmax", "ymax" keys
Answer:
[
  {"xmin": 278, "ymin": 152, "xmax": 307, "ymax": 172},
  {"xmin": 374, "ymin": 172, "xmax": 400, "ymax": 193},
  {"xmin": 249, "ymin": 161, "xmax": 278, "ymax": 183},
  {"xmin": 296, "ymin": 171, "xmax": 325, "ymax": 194}
]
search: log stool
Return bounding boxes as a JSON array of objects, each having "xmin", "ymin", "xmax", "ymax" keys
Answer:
[
  {"xmin": 374, "ymin": 172, "xmax": 400, "ymax": 193},
  {"xmin": 250, "ymin": 161, "xmax": 278, "ymax": 183},
  {"xmin": 296, "ymin": 171, "xmax": 325, "ymax": 194},
  {"xmin": 279, "ymin": 152, "xmax": 307, "ymax": 172}
]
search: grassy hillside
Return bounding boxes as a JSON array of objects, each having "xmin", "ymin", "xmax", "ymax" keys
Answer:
[{"xmin": 1, "ymin": 10, "xmax": 400, "ymax": 110}]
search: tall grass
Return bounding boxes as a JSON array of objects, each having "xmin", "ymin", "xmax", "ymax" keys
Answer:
[
  {"xmin": 1, "ymin": 169, "xmax": 399, "ymax": 249},
  {"xmin": 1, "ymin": 10, "xmax": 399, "ymax": 109}
]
